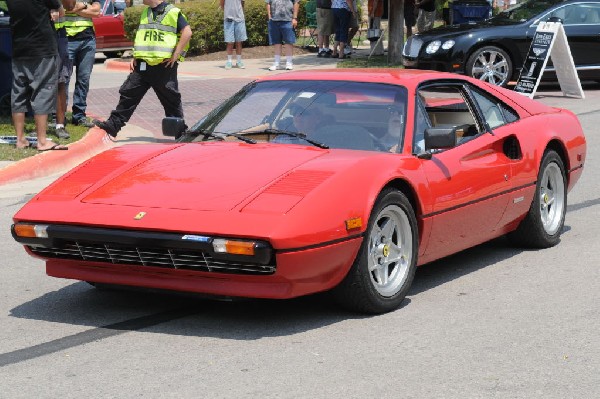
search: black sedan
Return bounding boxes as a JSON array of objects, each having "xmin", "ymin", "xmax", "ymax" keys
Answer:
[{"xmin": 402, "ymin": 0, "xmax": 600, "ymax": 86}]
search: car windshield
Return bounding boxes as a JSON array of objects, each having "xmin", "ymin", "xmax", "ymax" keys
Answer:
[
  {"xmin": 182, "ymin": 80, "xmax": 409, "ymax": 153},
  {"xmin": 492, "ymin": 0, "xmax": 563, "ymax": 22}
]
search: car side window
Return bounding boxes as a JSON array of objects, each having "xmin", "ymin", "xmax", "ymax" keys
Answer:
[
  {"xmin": 415, "ymin": 85, "xmax": 481, "ymax": 150},
  {"xmin": 562, "ymin": 4, "xmax": 600, "ymax": 25},
  {"xmin": 469, "ymin": 87, "xmax": 520, "ymax": 129},
  {"xmin": 542, "ymin": 4, "xmax": 600, "ymax": 25}
]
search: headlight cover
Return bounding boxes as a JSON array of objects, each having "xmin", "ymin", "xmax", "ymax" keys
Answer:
[
  {"xmin": 442, "ymin": 40, "xmax": 455, "ymax": 50},
  {"xmin": 425, "ymin": 40, "xmax": 441, "ymax": 54},
  {"xmin": 425, "ymin": 40, "xmax": 456, "ymax": 54}
]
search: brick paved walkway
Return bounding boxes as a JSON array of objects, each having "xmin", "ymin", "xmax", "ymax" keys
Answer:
[{"xmin": 85, "ymin": 77, "xmax": 253, "ymax": 138}]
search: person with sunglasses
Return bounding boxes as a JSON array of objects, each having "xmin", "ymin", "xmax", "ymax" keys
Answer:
[{"xmin": 379, "ymin": 106, "xmax": 404, "ymax": 152}]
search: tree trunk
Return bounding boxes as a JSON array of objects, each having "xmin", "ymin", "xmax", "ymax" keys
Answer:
[{"xmin": 388, "ymin": 0, "xmax": 404, "ymax": 64}]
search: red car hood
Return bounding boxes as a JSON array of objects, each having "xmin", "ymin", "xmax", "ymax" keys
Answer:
[{"xmin": 80, "ymin": 142, "xmax": 326, "ymax": 211}]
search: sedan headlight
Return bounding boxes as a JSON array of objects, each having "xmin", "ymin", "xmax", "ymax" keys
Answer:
[
  {"xmin": 425, "ymin": 40, "xmax": 455, "ymax": 54},
  {"xmin": 425, "ymin": 40, "xmax": 441, "ymax": 54},
  {"xmin": 442, "ymin": 40, "xmax": 455, "ymax": 50}
]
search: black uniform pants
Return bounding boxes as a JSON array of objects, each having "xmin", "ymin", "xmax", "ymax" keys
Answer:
[{"xmin": 107, "ymin": 61, "xmax": 183, "ymax": 133}]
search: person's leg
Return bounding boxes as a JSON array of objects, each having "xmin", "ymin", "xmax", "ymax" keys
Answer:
[
  {"xmin": 346, "ymin": 13, "xmax": 358, "ymax": 55},
  {"xmin": 55, "ymin": 82, "xmax": 69, "ymax": 138},
  {"xmin": 55, "ymin": 34, "xmax": 72, "ymax": 138},
  {"xmin": 268, "ymin": 20, "xmax": 282, "ymax": 70},
  {"xmin": 70, "ymin": 37, "xmax": 96, "ymax": 125},
  {"xmin": 29, "ymin": 56, "xmax": 63, "ymax": 151},
  {"xmin": 416, "ymin": 9, "xmax": 424, "ymax": 33},
  {"xmin": 426, "ymin": 10, "xmax": 436, "ymax": 31},
  {"xmin": 225, "ymin": 42, "xmax": 234, "ymax": 68},
  {"xmin": 284, "ymin": 43, "xmax": 294, "ymax": 69},
  {"xmin": 33, "ymin": 114, "xmax": 55, "ymax": 151},
  {"xmin": 224, "ymin": 20, "xmax": 234, "ymax": 68},
  {"xmin": 10, "ymin": 60, "xmax": 31, "ymax": 149},
  {"xmin": 334, "ymin": 9, "xmax": 350, "ymax": 58},
  {"xmin": 151, "ymin": 64, "xmax": 184, "ymax": 119},
  {"xmin": 56, "ymin": 83, "xmax": 67, "ymax": 122},
  {"xmin": 12, "ymin": 113, "xmax": 29, "ymax": 149},
  {"xmin": 98, "ymin": 68, "xmax": 150, "ymax": 137},
  {"xmin": 281, "ymin": 21, "xmax": 296, "ymax": 69},
  {"xmin": 234, "ymin": 21, "xmax": 247, "ymax": 68},
  {"xmin": 316, "ymin": 8, "xmax": 331, "ymax": 56},
  {"xmin": 270, "ymin": 43, "xmax": 282, "ymax": 70}
]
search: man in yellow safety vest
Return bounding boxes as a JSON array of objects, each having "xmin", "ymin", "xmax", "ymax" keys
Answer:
[{"xmin": 94, "ymin": 0, "xmax": 192, "ymax": 138}]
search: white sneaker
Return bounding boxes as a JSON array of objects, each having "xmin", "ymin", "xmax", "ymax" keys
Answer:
[
  {"xmin": 268, "ymin": 64, "xmax": 279, "ymax": 71},
  {"xmin": 285, "ymin": 63, "xmax": 293, "ymax": 70},
  {"xmin": 344, "ymin": 45, "xmax": 352, "ymax": 56}
]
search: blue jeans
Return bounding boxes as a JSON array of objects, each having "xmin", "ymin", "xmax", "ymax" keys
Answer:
[{"xmin": 67, "ymin": 37, "xmax": 96, "ymax": 123}]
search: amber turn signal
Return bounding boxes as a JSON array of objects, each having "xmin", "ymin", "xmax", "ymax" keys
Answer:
[
  {"xmin": 13, "ymin": 223, "xmax": 49, "ymax": 238},
  {"xmin": 345, "ymin": 217, "xmax": 363, "ymax": 230},
  {"xmin": 213, "ymin": 239, "xmax": 256, "ymax": 256}
]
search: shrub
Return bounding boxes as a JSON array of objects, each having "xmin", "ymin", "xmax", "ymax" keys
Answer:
[{"xmin": 123, "ymin": 0, "xmax": 312, "ymax": 55}]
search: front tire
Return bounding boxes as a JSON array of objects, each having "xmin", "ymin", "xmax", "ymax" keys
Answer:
[
  {"xmin": 466, "ymin": 46, "xmax": 513, "ymax": 87},
  {"xmin": 333, "ymin": 189, "xmax": 418, "ymax": 314},
  {"xmin": 508, "ymin": 150, "xmax": 567, "ymax": 248}
]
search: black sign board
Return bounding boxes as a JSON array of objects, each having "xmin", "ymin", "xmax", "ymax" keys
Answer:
[{"xmin": 514, "ymin": 31, "xmax": 555, "ymax": 96}]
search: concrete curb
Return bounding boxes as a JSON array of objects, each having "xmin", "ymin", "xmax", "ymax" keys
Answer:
[
  {"xmin": 0, "ymin": 127, "xmax": 115, "ymax": 187},
  {"xmin": 105, "ymin": 58, "xmax": 132, "ymax": 73}
]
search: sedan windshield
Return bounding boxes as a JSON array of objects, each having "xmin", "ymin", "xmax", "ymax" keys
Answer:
[
  {"xmin": 182, "ymin": 80, "xmax": 409, "ymax": 153},
  {"xmin": 493, "ymin": 0, "xmax": 563, "ymax": 22}
]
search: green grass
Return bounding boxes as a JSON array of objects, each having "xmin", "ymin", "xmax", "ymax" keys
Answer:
[
  {"xmin": 338, "ymin": 55, "xmax": 403, "ymax": 68},
  {"xmin": 0, "ymin": 114, "xmax": 89, "ymax": 162}
]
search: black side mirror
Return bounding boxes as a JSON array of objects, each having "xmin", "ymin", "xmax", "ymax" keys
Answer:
[
  {"xmin": 547, "ymin": 16, "xmax": 563, "ymax": 23},
  {"xmin": 424, "ymin": 127, "xmax": 457, "ymax": 151},
  {"xmin": 162, "ymin": 117, "xmax": 187, "ymax": 139}
]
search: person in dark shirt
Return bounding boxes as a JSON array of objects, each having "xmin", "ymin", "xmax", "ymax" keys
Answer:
[{"xmin": 7, "ymin": 0, "xmax": 74, "ymax": 151}]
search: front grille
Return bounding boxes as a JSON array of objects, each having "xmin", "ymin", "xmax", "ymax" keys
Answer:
[
  {"xmin": 29, "ymin": 241, "xmax": 276, "ymax": 275},
  {"xmin": 403, "ymin": 37, "xmax": 423, "ymax": 58}
]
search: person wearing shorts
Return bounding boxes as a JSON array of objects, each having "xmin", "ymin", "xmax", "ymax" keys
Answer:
[
  {"xmin": 221, "ymin": 0, "xmax": 248, "ymax": 69},
  {"xmin": 7, "ymin": 0, "xmax": 72, "ymax": 151},
  {"xmin": 316, "ymin": 0, "xmax": 334, "ymax": 57},
  {"xmin": 266, "ymin": 0, "xmax": 300, "ymax": 71}
]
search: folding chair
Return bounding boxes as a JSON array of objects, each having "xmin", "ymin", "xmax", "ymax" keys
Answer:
[{"xmin": 303, "ymin": 0, "xmax": 318, "ymax": 49}]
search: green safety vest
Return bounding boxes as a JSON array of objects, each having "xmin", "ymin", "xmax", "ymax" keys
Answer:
[
  {"xmin": 64, "ymin": 3, "xmax": 94, "ymax": 37},
  {"xmin": 133, "ymin": 4, "xmax": 189, "ymax": 66}
]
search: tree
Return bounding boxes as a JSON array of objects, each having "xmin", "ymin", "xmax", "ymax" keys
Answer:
[{"xmin": 388, "ymin": 0, "xmax": 405, "ymax": 64}]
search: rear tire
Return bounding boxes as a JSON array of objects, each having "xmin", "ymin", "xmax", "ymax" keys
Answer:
[
  {"xmin": 508, "ymin": 150, "xmax": 566, "ymax": 248},
  {"xmin": 333, "ymin": 189, "xmax": 418, "ymax": 314}
]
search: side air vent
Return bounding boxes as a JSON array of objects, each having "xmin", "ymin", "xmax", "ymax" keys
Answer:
[{"xmin": 503, "ymin": 136, "xmax": 522, "ymax": 160}]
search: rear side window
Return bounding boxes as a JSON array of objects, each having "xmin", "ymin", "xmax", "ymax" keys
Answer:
[{"xmin": 469, "ymin": 87, "xmax": 519, "ymax": 129}]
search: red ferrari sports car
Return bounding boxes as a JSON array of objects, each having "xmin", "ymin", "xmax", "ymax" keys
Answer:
[{"xmin": 12, "ymin": 69, "xmax": 586, "ymax": 314}]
